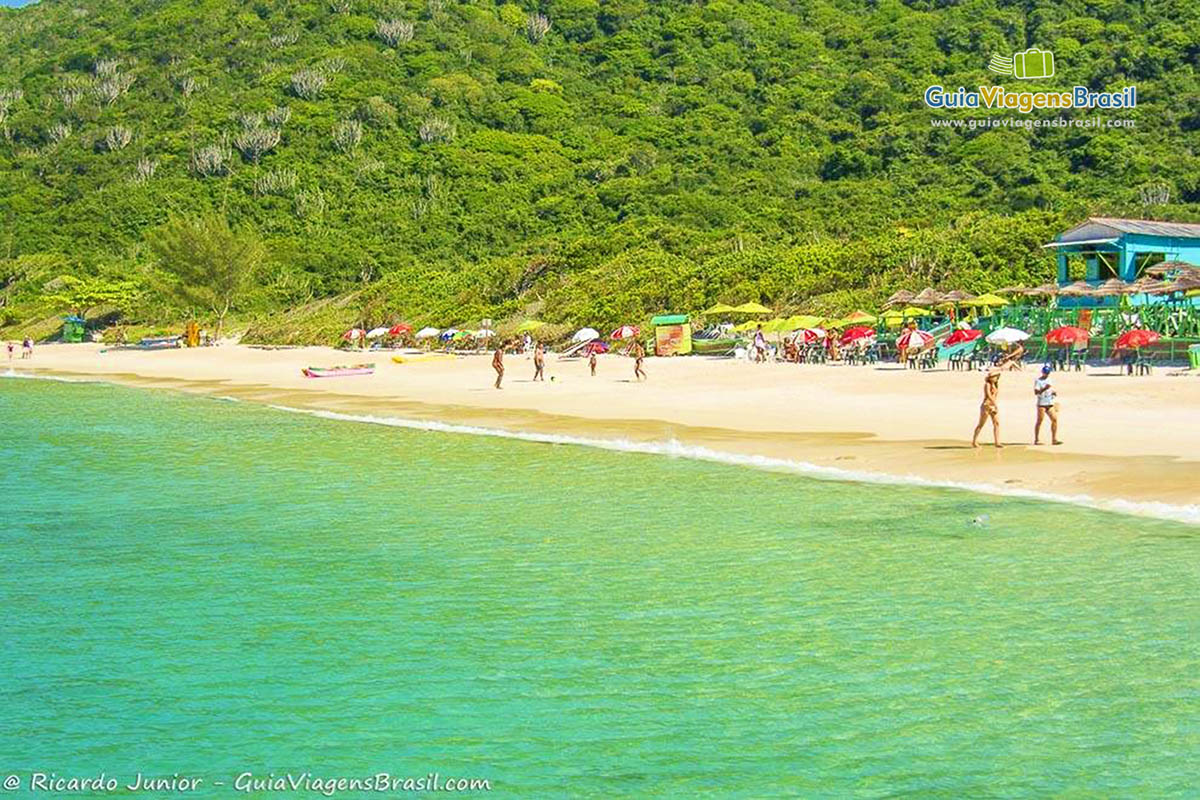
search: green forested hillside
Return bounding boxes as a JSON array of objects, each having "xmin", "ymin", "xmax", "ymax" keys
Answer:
[{"xmin": 1, "ymin": 0, "xmax": 1198, "ymax": 336}]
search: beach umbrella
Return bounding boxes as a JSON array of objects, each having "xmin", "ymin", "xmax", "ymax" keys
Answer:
[
  {"xmin": 797, "ymin": 327, "xmax": 827, "ymax": 344},
  {"xmin": 342, "ymin": 328, "xmax": 365, "ymax": 341},
  {"xmin": 760, "ymin": 318, "xmax": 792, "ymax": 333},
  {"xmin": 415, "ymin": 327, "xmax": 440, "ymax": 339},
  {"xmin": 475, "ymin": 329, "xmax": 494, "ymax": 339},
  {"xmin": 843, "ymin": 310, "xmax": 877, "ymax": 324},
  {"xmin": 896, "ymin": 328, "xmax": 934, "ymax": 349},
  {"xmin": 703, "ymin": 303, "xmax": 735, "ymax": 315},
  {"xmin": 1056, "ymin": 281, "xmax": 1093, "ymax": 298},
  {"xmin": 839, "ymin": 326, "xmax": 876, "ymax": 345},
  {"xmin": 1145, "ymin": 261, "xmax": 1200, "ymax": 279},
  {"xmin": 572, "ymin": 327, "xmax": 600, "ymax": 343},
  {"xmin": 1115, "ymin": 329, "xmax": 1160, "ymax": 349},
  {"xmin": 388, "ymin": 323, "xmax": 413, "ymax": 336},
  {"xmin": 941, "ymin": 289, "xmax": 977, "ymax": 303},
  {"xmin": 451, "ymin": 329, "xmax": 472, "ymax": 340},
  {"xmin": 970, "ymin": 293, "xmax": 1010, "ymax": 307},
  {"xmin": 610, "ymin": 324, "xmax": 639, "ymax": 340},
  {"xmin": 439, "ymin": 328, "xmax": 459, "ymax": 341},
  {"xmin": 787, "ymin": 314, "xmax": 823, "ymax": 329},
  {"xmin": 985, "ymin": 327, "xmax": 1030, "ymax": 345},
  {"xmin": 1045, "ymin": 326, "xmax": 1090, "ymax": 346},
  {"xmin": 884, "ymin": 289, "xmax": 916, "ymax": 308},
  {"xmin": 899, "ymin": 306, "xmax": 932, "ymax": 317},
  {"xmin": 1025, "ymin": 283, "xmax": 1060, "ymax": 297},
  {"xmin": 516, "ymin": 320, "xmax": 546, "ymax": 333},
  {"xmin": 945, "ymin": 328, "xmax": 982, "ymax": 346},
  {"xmin": 365, "ymin": 326, "xmax": 390, "ymax": 339},
  {"xmin": 732, "ymin": 302, "xmax": 772, "ymax": 314},
  {"xmin": 995, "ymin": 286, "xmax": 1026, "ymax": 295},
  {"xmin": 910, "ymin": 287, "xmax": 946, "ymax": 307}
]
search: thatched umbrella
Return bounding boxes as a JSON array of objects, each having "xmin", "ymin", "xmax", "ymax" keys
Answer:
[
  {"xmin": 1057, "ymin": 280, "xmax": 1094, "ymax": 297},
  {"xmin": 884, "ymin": 289, "xmax": 916, "ymax": 308},
  {"xmin": 1157, "ymin": 274, "xmax": 1200, "ymax": 293},
  {"xmin": 941, "ymin": 289, "xmax": 977, "ymax": 303},
  {"xmin": 1091, "ymin": 278, "xmax": 1136, "ymax": 297},
  {"xmin": 1129, "ymin": 276, "xmax": 1170, "ymax": 295},
  {"xmin": 1146, "ymin": 261, "xmax": 1200, "ymax": 279},
  {"xmin": 909, "ymin": 287, "xmax": 946, "ymax": 307},
  {"xmin": 995, "ymin": 286, "xmax": 1026, "ymax": 295},
  {"xmin": 1025, "ymin": 283, "xmax": 1060, "ymax": 297}
]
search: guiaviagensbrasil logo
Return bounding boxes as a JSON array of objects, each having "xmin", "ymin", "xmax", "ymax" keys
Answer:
[
  {"xmin": 924, "ymin": 48, "xmax": 1135, "ymax": 113},
  {"xmin": 988, "ymin": 48, "xmax": 1054, "ymax": 80}
]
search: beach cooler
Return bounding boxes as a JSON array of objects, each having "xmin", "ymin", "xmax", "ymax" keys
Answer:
[{"xmin": 1189, "ymin": 343, "xmax": 1200, "ymax": 370}]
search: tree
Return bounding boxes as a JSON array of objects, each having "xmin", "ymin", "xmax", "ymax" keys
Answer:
[
  {"xmin": 46, "ymin": 274, "xmax": 141, "ymax": 319},
  {"xmin": 149, "ymin": 215, "xmax": 266, "ymax": 340}
]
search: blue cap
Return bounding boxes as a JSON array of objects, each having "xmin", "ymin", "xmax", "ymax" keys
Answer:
[{"xmin": 1041, "ymin": 364, "xmax": 1052, "ymax": 373}]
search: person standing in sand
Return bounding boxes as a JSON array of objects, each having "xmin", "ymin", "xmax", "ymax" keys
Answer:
[
  {"xmin": 492, "ymin": 342, "xmax": 505, "ymax": 389},
  {"xmin": 633, "ymin": 341, "xmax": 646, "ymax": 381},
  {"xmin": 533, "ymin": 342, "xmax": 545, "ymax": 381},
  {"xmin": 22, "ymin": 337, "xmax": 33, "ymax": 359},
  {"xmin": 971, "ymin": 366, "xmax": 1003, "ymax": 449},
  {"xmin": 753, "ymin": 324, "xmax": 767, "ymax": 363},
  {"xmin": 589, "ymin": 350, "xmax": 597, "ymax": 376},
  {"xmin": 6, "ymin": 341, "xmax": 13, "ymax": 361},
  {"xmin": 1033, "ymin": 365, "xmax": 1062, "ymax": 445}
]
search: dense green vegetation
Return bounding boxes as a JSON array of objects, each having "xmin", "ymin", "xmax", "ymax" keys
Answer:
[{"xmin": 1, "ymin": 0, "xmax": 1198, "ymax": 339}]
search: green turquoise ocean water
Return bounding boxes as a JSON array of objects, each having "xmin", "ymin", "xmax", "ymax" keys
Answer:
[{"xmin": 1, "ymin": 377, "xmax": 1197, "ymax": 798}]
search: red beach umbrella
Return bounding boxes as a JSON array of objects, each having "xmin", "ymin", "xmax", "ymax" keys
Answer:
[
  {"xmin": 342, "ymin": 328, "xmax": 365, "ymax": 341},
  {"xmin": 797, "ymin": 327, "xmax": 827, "ymax": 344},
  {"xmin": 896, "ymin": 328, "xmax": 934, "ymax": 349},
  {"xmin": 839, "ymin": 326, "xmax": 876, "ymax": 345},
  {"xmin": 610, "ymin": 324, "xmax": 640, "ymax": 340},
  {"xmin": 1115, "ymin": 329, "xmax": 1160, "ymax": 349},
  {"xmin": 388, "ymin": 323, "xmax": 413, "ymax": 336},
  {"xmin": 945, "ymin": 328, "xmax": 982, "ymax": 346},
  {"xmin": 1045, "ymin": 326, "xmax": 1090, "ymax": 346}
]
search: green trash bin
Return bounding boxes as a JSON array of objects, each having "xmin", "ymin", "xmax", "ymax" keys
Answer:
[{"xmin": 1189, "ymin": 343, "xmax": 1200, "ymax": 370}]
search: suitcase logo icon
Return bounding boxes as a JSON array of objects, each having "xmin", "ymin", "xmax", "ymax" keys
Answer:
[{"xmin": 988, "ymin": 48, "xmax": 1054, "ymax": 80}]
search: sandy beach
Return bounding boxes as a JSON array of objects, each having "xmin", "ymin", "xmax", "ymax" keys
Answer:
[{"xmin": 8, "ymin": 342, "xmax": 1199, "ymax": 520}]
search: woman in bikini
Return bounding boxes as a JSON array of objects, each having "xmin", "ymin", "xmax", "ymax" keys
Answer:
[
  {"xmin": 971, "ymin": 366, "xmax": 1003, "ymax": 449},
  {"xmin": 492, "ymin": 342, "xmax": 505, "ymax": 389}
]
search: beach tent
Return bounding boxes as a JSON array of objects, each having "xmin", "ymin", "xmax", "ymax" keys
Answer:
[
  {"xmin": 732, "ymin": 302, "xmax": 771, "ymax": 315},
  {"xmin": 651, "ymin": 314, "xmax": 692, "ymax": 355},
  {"xmin": 516, "ymin": 320, "xmax": 546, "ymax": 332},
  {"xmin": 572, "ymin": 327, "xmax": 601, "ymax": 343},
  {"xmin": 415, "ymin": 327, "xmax": 440, "ymax": 339},
  {"xmin": 703, "ymin": 303, "xmax": 735, "ymax": 315},
  {"xmin": 365, "ymin": 327, "xmax": 390, "ymax": 339}
]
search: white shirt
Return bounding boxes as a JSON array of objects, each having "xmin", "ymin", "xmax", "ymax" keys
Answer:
[{"xmin": 1034, "ymin": 377, "xmax": 1056, "ymax": 406}]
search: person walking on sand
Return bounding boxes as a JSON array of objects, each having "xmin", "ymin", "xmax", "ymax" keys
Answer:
[
  {"xmin": 753, "ymin": 324, "xmax": 767, "ymax": 363},
  {"xmin": 589, "ymin": 350, "xmax": 597, "ymax": 377},
  {"xmin": 22, "ymin": 337, "xmax": 32, "ymax": 359},
  {"xmin": 6, "ymin": 341, "xmax": 13, "ymax": 361},
  {"xmin": 533, "ymin": 342, "xmax": 545, "ymax": 381},
  {"xmin": 492, "ymin": 342, "xmax": 505, "ymax": 389},
  {"xmin": 633, "ymin": 340, "xmax": 647, "ymax": 381},
  {"xmin": 1033, "ymin": 365, "xmax": 1062, "ymax": 445},
  {"xmin": 971, "ymin": 366, "xmax": 1003, "ymax": 449}
]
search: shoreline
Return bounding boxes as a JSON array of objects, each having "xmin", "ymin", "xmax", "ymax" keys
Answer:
[{"xmin": 6, "ymin": 343, "xmax": 1199, "ymax": 524}]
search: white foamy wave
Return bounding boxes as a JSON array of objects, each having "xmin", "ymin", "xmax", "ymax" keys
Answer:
[
  {"xmin": 0, "ymin": 370, "xmax": 95, "ymax": 384},
  {"xmin": 267, "ymin": 405, "xmax": 1200, "ymax": 526}
]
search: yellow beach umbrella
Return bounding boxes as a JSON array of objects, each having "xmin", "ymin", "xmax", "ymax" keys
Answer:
[
  {"xmin": 760, "ymin": 318, "xmax": 791, "ymax": 333},
  {"xmin": 787, "ymin": 314, "xmax": 823, "ymax": 330},
  {"xmin": 900, "ymin": 306, "xmax": 932, "ymax": 317},
  {"xmin": 844, "ymin": 310, "xmax": 877, "ymax": 324},
  {"xmin": 880, "ymin": 309, "xmax": 905, "ymax": 328},
  {"xmin": 732, "ymin": 302, "xmax": 772, "ymax": 315},
  {"xmin": 970, "ymin": 293, "xmax": 1010, "ymax": 307},
  {"xmin": 703, "ymin": 303, "xmax": 735, "ymax": 315},
  {"xmin": 733, "ymin": 320, "xmax": 760, "ymax": 332}
]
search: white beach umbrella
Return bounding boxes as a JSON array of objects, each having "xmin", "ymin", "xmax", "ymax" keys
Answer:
[
  {"xmin": 985, "ymin": 327, "xmax": 1031, "ymax": 345},
  {"xmin": 365, "ymin": 326, "xmax": 389, "ymax": 339},
  {"xmin": 895, "ymin": 328, "xmax": 934, "ymax": 349},
  {"xmin": 475, "ymin": 329, "xmax": 495, "ymax": 338},
  {"xmin": 572, "ymin": 327, "xmax": 601, "ymax": 343},
  {"xmin": 415, "ymin": 327, "xmax": 440, "ymax": 339}
]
